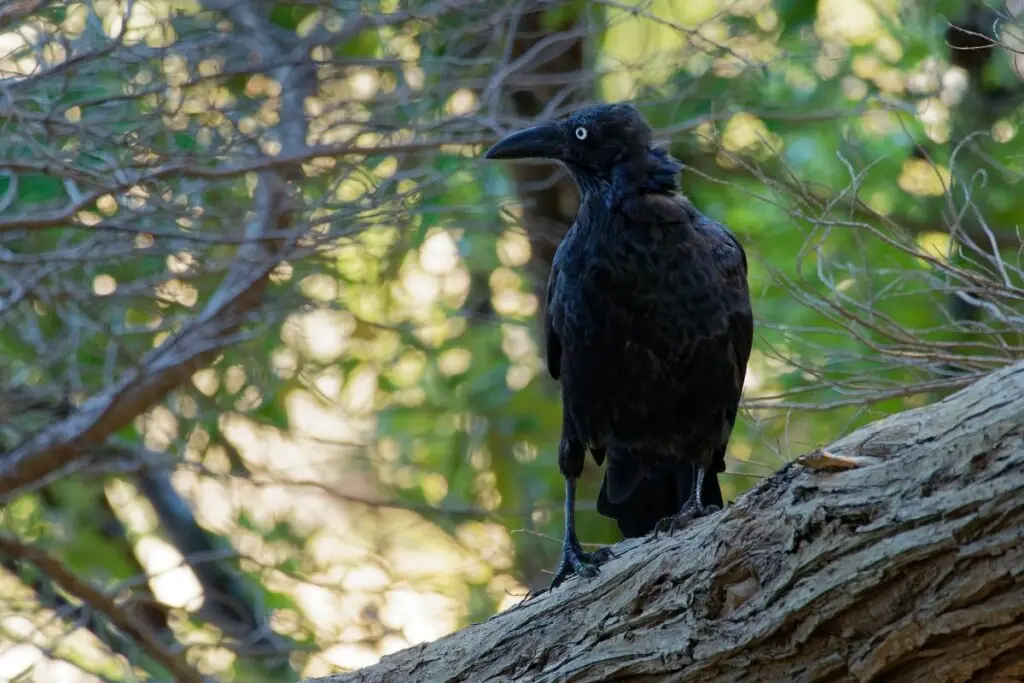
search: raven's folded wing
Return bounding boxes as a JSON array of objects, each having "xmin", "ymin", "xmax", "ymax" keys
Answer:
[{"xmin": 544, "ymin": 259, "xmax": 562, "ymax": 380}]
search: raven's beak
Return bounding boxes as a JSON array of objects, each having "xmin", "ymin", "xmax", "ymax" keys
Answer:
[{"xmin": 485, "ymin": 123, "xmax": 564, "ymax": 160}]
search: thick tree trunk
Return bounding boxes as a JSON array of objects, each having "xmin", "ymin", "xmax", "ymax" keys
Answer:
[{"xmin": 311, "ymin": 361, "xmax": 1024, "ymax": 683}]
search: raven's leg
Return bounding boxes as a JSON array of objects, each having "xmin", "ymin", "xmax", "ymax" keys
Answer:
[
  {"xmin": 549, "ymin": 419, "xmax": 611, "ymax": 590},
  {"xmin": 568, "ymin": 444, "xmax": 615, "ymax": 565},
  {"xmin": 550, "ymin": 478, "xmax": 608, "ymax": 589},
  {"xmin": 653, "ymin": 464, "xmax": 719, "ymax": 537}
]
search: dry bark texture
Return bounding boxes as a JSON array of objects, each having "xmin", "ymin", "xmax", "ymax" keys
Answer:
[{"xmin": 312, "ymin": 362, "xmax": 1024, "ymax": 683}]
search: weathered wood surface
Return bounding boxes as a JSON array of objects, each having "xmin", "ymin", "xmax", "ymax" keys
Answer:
[{"xmin": 312, "ymin": 362, "xmax": 1024, "ymax": 683}]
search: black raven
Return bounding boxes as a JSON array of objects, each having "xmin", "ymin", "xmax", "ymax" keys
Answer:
[{"xmin": 485, "ymin": 103, "xmax": 753, "ymax": 588}]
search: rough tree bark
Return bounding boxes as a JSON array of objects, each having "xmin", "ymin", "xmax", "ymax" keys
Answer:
[{"xmin": 312, "ymin": 361, "xmax": 1024, "ymax": 683}]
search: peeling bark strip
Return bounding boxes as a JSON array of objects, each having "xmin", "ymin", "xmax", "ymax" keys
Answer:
[{"xmin": 313, "ymin": 362, "xmax": 1024, "ymax": 683}]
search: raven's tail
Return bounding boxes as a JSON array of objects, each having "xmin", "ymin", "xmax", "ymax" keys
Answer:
[{"xmin": 596, "ymin": 449, "xmax": 723, "ymax": 538}]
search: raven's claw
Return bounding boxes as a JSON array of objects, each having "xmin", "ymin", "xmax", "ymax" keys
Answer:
[
  {"xmin": 651, "ymin": 501, "xmax": 720, "ymax": 540},
  {"xmin": 550, "ymin": 538, "xmax": 612, "ymax": 589},
  {"xmin": 570, "ymin": 536, "xmax": 615, "ymax": 564}
]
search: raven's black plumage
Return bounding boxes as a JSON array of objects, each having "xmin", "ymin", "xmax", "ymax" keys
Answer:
[{"xmin": 486, "ymin": 103, "xmax": 753, "ymax": 588}]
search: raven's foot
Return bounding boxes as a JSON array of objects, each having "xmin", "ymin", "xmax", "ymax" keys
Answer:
[
  {"xmin": 651, "ymin": 501, "xmax": 721, "ymax": 540},
  {"xmin": 549, "ymin": 538, "xmax": 612, "ymax": 590},
  {"xmin": 570, "ymin": 536, "xmax": 615, "ymax": 565}
]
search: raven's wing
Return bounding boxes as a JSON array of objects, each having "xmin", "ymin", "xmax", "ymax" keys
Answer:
[
  {"xmin": 546, "ymin": 230, "xmax": 604, "ymax": 465},
  {"xmin": 704, "ymin": 219, "xmax": 753, "ymax": 370},
  {"xmin": 697, "ymin": 215, "xmax": 754, "ymax": 473},
  {"xmin": 544, "ymin": 258, "xmax": 562, "ymax": 380}
]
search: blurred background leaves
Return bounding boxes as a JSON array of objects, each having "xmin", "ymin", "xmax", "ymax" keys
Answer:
[{"xmin": 0, "ymin": 0, "xmax": 1021, "ymax": 680}]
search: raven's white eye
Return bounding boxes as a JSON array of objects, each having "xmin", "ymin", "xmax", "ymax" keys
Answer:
[{"xmin": 574, "ymin": 126, "xmax": 587, "ymax": 140}]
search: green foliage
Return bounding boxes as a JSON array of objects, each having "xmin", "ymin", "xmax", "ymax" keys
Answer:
[{"xmin": 777, "ymin": 0, "xmax": 818, "ymax": 33}]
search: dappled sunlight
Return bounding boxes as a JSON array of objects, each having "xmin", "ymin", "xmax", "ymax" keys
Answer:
[
  {"xmin": 601, "ymin": 0, "xmax": 784, "ymax": 98},
  {"xmin": 721, "ymin": 112, "xmax": 782, "ymax": 156},
  {"xmin": 898, "ymin": 158, "xmax": 952, "ymax": 196},
  {"xmin": 420, "ymin": 230, "xmax": 461, "ymax": 274},
  {"xmin": 171, "ymin": 318, "xmax": 526, "ymax": 674},
  {"xmin": 165, "ymin": 419, "xmax": 513, "ymax": 673},
  {"xmin": 136, "ymin": 537, "xmax": 205, "ymax": 611},
  {"xmin": 915, "ymin": 231, "xmax": 952, "ymax": 262},
  {"xmin": 282, "ymin": 308, "xmax": 356, "ymax": 364}
]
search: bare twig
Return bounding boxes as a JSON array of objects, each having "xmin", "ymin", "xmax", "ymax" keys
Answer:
[{"xmin": 0, "ymin": 533, "xmax": 209, "ymax": 683}]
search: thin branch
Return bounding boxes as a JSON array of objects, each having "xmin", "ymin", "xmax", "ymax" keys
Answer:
[{"xmin": 0, "ymin": 533, "xmax": 209, "ymax": 683}]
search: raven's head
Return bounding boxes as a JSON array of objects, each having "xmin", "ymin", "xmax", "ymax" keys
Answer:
[{"xmin": 484, "ymin": 103, "xmax": 681, "ymax": 200}]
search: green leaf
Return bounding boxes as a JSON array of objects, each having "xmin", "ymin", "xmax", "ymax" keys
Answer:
[
  {"xmin": 777, "ymin": 0, "xmax": 819, "ymax": 33},
  {"xmin": 337, "ymin": 29, "xmax": 380, "ymax": 59},
  {"xmin": 269, "ymin": 3, "xmax": 317, "ymax": 31},
  {"xmin": 10, "ymin": 174, "xmax": 65, "ymax": 207}
]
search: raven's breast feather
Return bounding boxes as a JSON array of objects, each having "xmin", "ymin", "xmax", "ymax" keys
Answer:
[
  {"xmin": 557, "ymin": 316, "xmax": 740, "ymax": 449},
  {"xmin": 550, "ymin": 193, "xmax": 750, "ymax": 449}
]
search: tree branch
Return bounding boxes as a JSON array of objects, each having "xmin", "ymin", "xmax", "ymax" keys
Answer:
[
  {"xmin": 0, "ymin": 0, "xmax": 310, "ymax": 504},
  {"xmin": 0, "ymin": 181, "xmax": 287, "ymax": 501},
  {"xmin": 0, "ymin": 534, "xmax": 209, "ymax": 683},
  {"xmin": 311, "ymin": 361, "xmax": 1024, "ymax": 682}
]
